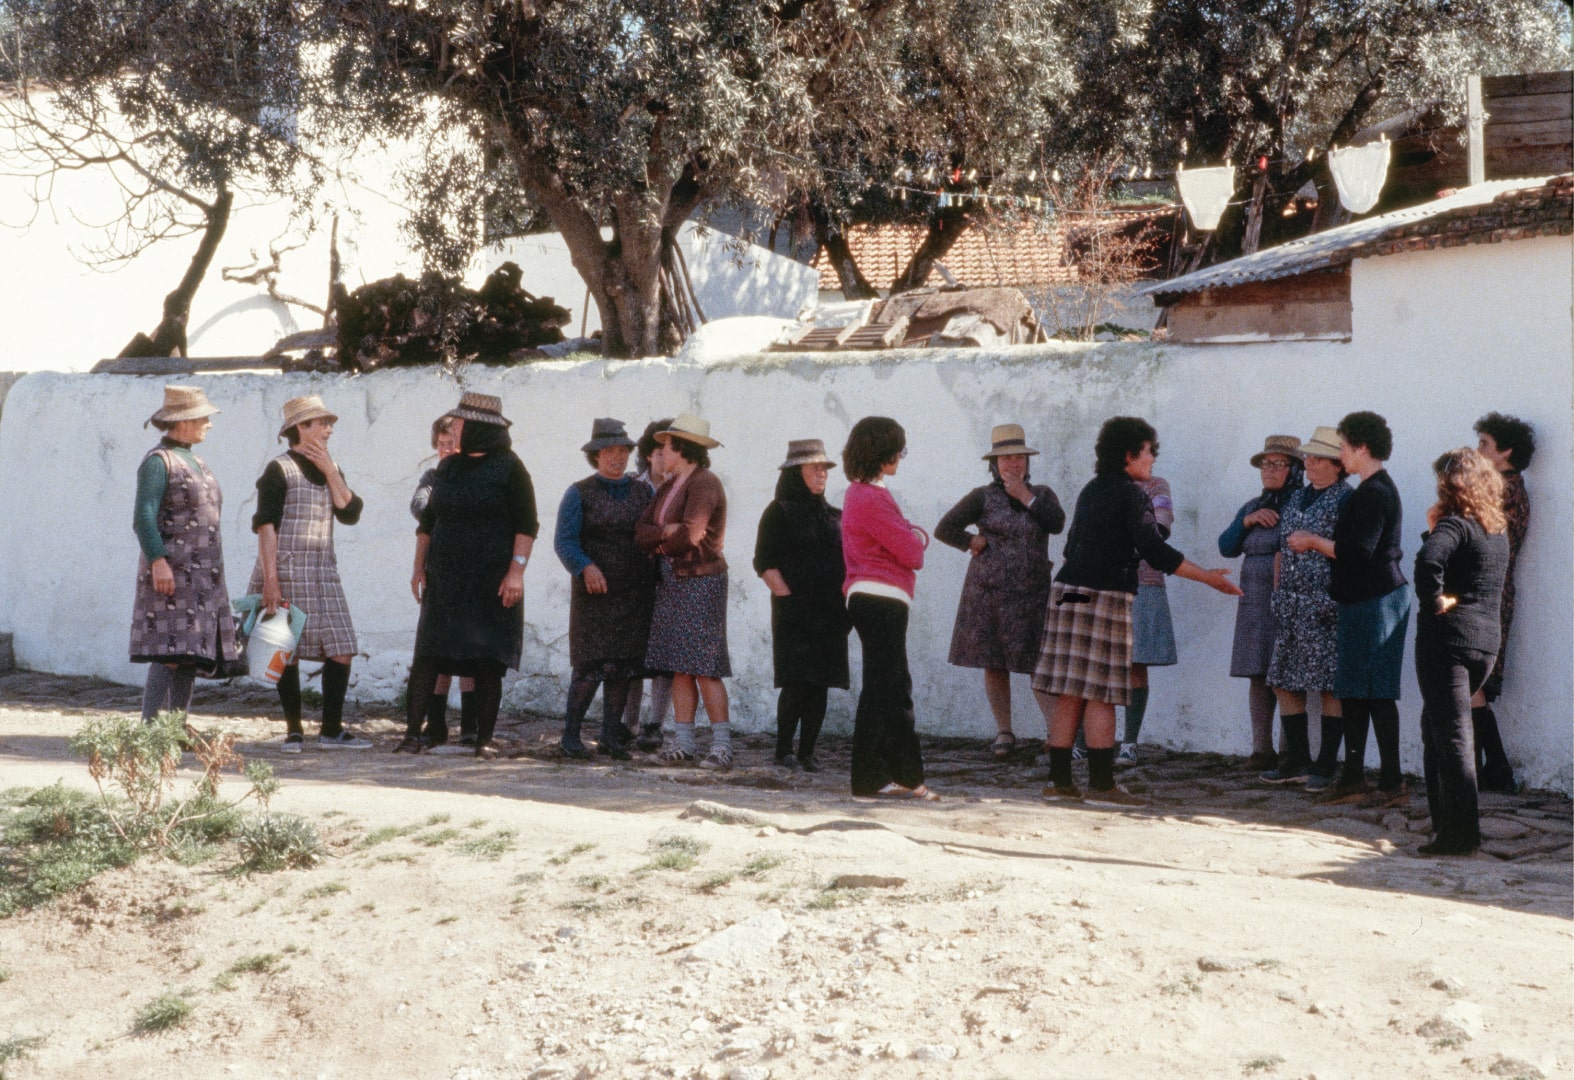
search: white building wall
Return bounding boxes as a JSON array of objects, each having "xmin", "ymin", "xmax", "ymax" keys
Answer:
[{"xmin": 2, "ymin": 235, "xmax": 1570, "ymax": 790}]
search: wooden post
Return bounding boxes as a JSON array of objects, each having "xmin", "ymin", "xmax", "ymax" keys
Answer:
[{"xmin": 1467, "ymin": 74, "xmax": 1486, "ymax": 186}]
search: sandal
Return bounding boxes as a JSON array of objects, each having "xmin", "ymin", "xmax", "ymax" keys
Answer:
[
  {"xmin": 658, "ymin": 746, "xmax": 695, "ymax": 765},
  {"xmin": 990, "ymin": 732, "xmax": 1017, "ymax": 758},
  {"xmin": 869, "ymin": 782, "xmax": 941, "ymax": 802},
  {"xmin": 393, "ymin": 736, "xmax": 424, "ymax": 754}
]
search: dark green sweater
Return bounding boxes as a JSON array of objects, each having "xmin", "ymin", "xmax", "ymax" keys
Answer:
[{"xmin": 132, "ymin": 439, "xmax": 201, "ymax": 561}]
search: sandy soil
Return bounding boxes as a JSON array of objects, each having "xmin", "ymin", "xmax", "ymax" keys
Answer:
[{"xmin": 0, "ymin": 671, "xmax": 1569, "ymax": 1080}]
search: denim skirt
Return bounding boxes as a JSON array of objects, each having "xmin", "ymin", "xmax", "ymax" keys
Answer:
[{"xmin": 1334, "ymin": 585, "xmax": 1410, "ymax": 700}]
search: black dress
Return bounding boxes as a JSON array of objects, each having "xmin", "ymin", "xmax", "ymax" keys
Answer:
[
  {"xmin": 753, "ymin": 470, "xmax": 850, "ymax": 689},
  {"xmin": 416, "ymin": 447, "xmax": 538, "ymax": 671}
]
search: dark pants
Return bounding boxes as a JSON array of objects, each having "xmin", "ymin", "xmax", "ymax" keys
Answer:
[
  {"xmin": 776, "ymin": 682, "xmax": 828, "ymax": 760},
  {"xmin": 1416, "ymin": 636, "xmax": 1493, "ymax": 852},
  {"xmin": 847, "ymin": 594, "xmax": 925, "ymax": 795}
]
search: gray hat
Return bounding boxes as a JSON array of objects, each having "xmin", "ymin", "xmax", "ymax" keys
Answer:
[
  {"xmin": 1250, "ymin": 434, "xmax": 1302, "ymax": 468},
  {"xmin": 778, "ymin": 438, "xmax": 837, "ymax": 471},
  {"xmin": 582, "ymin": 418, "xmax": 637, "ymax": 454},
  {"xmin": 446, "ymin": 392, "xmax": 512, "ymax": 428}
]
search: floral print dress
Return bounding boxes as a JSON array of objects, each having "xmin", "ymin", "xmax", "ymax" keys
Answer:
[{"xmin": 1265, "ymin": 481, "xmax": 1351, "ymax": 693}]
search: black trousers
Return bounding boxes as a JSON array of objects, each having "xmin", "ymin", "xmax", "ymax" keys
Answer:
[
  {"xmin": 1416, "ymin": 636, "xmax": 1494, "ymax": 852},
  {"xmin": 847, "ymin": 594, "xmax": 925, "ymax": 795}
]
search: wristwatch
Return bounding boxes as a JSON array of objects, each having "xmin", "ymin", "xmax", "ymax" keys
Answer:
[{"xmin": 511, "ymin": 555, "xmax": 529, "ymax": 566}]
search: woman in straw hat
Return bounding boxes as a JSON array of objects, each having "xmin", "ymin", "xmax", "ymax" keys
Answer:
[
  {"xmin": 1217, "ymin": 434, "xmax": 1303, "ymax": 773},
  {"xmin": 398, "ymin": 392, "xmax": 539, "ymax": 756},
  {"xmin": 753, "ymin": 438, "xmax": 849, "ymax": 771},
  {"xmin": 840, "ymin": 416, "xmax": 938, "ymax": 800},
  {"xmin": 634, "ymin": 413, "xmax": 735, "ymax": 769},
  {"xmin": 1289, "ymin": 411, "xmax": 1409, "ymax": 802},
  {"xmin": 1032, "ymin": 417, "xmax": 1241, "ymax": 807},
  {"xmin": 1263, "ymin": 427, "xmax": 1351, "ymax": 790},
  {"xmin": 552, "ymin": 418, "xmax": 655, "ymax": 760},
  {"xmin": 129, "ymin": 385, "xmax": 240, "ymax": 722},
  {"xmin": 248, "ymin": 395, "xmax": 370, "ymax": 752},
  {"xmin": 935, "ymin": 424, "xmax": 1065, "ymax": 759}
]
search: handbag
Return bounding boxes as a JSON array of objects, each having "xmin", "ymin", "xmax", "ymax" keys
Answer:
[{"xmin": 199, "ymin": 595, "xmax": 264, "ymax": 680}]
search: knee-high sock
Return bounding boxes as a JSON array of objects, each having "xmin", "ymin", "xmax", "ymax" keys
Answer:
[
  {"xmin": 471, "ymin": 667, "xmax": 504, "ymax": 747},
  {"xmin": 142, "ymin": 664, "xmax": 175, "ymax": 722},
  {"xmin": 1370, "ymin": 700, "xmax": 1402, "ymax": 790},
  {"xmin": 1312, "ymin": 714, "xmax": 1343, "ymax": 775},
  {"xmin": 776, "ymin": 684, "xmax": 805, "ymax": 758},
  {"xmin": 1339, "ymin": 699, "xmax": 1372, "ymax": 787},
  {"xmin": 798, "ymin": 686, "xmax": 828, "ymax": 760},
  {"xmin": 320, "ymin": 660, "xmax": 351, "ymax": 737},
  {"xmin": 1248, "ymin": 678, "xmax": 1277, "ymax": 756},
  {"xmin": 277, "ymin": 664, "xmax": 303, "ymax": 736},
  {"xmin": 1121, "ymin": 686, "xmax": 1150, "ymax": 745},
  {"xmin": 601, "ymin": 677, "xmax": 634, "ymax": 742},
  {"xmin": 404, "ymin": 658, "xmax": 441, "ymax": 739}
]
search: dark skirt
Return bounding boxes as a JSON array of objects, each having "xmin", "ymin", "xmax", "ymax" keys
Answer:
[
  {"xmin": 644, "ymin": 561, "xmax": 732, "ymax": 679},
  {"xmin": 569, "ymin": 581, "xmax": 655, "ymax": 667},
  {"xmin": 771, "ymin": 593, "xmax": 850, "ymax": 689},
  {"xmin": 1334, "ymin": 585, "xmax": 1411, "ymax": 700},
  {"xmin": 1228, "ymin": 552, "xmax": 1277, "ymax": 677},
  {"xmin": 947, "ymin": 583, "xmax": 1049, "ymax": 673}
]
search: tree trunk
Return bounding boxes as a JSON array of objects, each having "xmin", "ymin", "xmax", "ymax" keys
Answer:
[
  {"xmin": 888, "ymin": 206, "xmax": 969, "ymax": 295},
  {"xmin": 118, "ymin": 187, "xmax": 233, "ymax": 358},
  {"xmin": 1240, "ymin": 172, "xmax": 1269, "ymax": 256},
  {"xmin": 810, "ymin": 199, "xmax": 879, "ymax": 300}
]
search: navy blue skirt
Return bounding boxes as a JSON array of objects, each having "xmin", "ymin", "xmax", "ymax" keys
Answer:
[{"xmin": 1334, "ymin": 585, "xmax": 1410, "ymax": 699}]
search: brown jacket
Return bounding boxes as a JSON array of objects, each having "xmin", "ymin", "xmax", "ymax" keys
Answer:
[{"xmin": 636, "ymin": 467, "xmax": 727, "ymax": 577}]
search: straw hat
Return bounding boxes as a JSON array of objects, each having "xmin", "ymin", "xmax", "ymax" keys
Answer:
[
  {"xmin": 277, "ymin": 394, "xmax": 338, "ymax": 438},
  {"xmin": 582, "ymin": 417, "xmax": 637, "ymax": 454},
  {"xmin": 655, "ymin": 413, "xmax": 721, "ymax": 449},
  {"xmin": 981, "ymin": 423, "xmax": 1039, "ymax": 460},
  {"xmin": 1298, "ymin": 426, "xmax": 1342, "ymax": 460},
  {"xmin": 778, "ymin": 438, "xmax": 836, "ymax": 471},
  {"xmin": 147, "ymin": 385, "xmax": 219, "ymax": 427},
  {"xmin": 446, "ymin": 392, "xmax": 512, "ymax": 428},
  {"xmin": 1250, "ymin": 434, "xmax": 1302, "ymax": 467}
]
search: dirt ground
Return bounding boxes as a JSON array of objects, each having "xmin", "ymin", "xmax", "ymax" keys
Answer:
[{"xmin": 0, "ymin": 670, "xmax": 1569, "ymax": 1080}]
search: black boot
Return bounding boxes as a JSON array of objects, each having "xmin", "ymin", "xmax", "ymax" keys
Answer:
[
  {"xmin": 561, "ymin": 675, "xmax": 596, "ymax": 759},
  {"xmin": 597, "ymin": 677, "xmax": 634, "ymax": 760},
  {"xmin": 1260, "ymin": 714, "xmax": 1311, "ymax": 782}
]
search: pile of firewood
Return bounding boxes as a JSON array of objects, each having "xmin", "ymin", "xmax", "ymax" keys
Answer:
[{"xmin": 333, "ymin": 262, "xmax": 572, "ymax": 371}]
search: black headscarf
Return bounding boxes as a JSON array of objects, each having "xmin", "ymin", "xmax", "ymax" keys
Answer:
[
  {"xmin": 460, "ymin": 420, "xmax": 512, "ymax": 456},
  {"xmin": 774, "ymin": 466, "xmax": 832, "ymax": 518},
  {"xmin": 1259, "ymin": 459, "xmax": 1305, "ymax": 513}
]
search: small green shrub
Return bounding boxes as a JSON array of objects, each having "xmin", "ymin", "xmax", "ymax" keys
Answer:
[
  {"xmin": 0, "ymin": 1033, "xmax": 46, "ymax": 1076},
  {"xmin": 547, "ymin": 842, "xmax": 596, "ymax": 865},
  {"xmin": 235, "ymin": 814, "xmax": 324, "ymax": 873},
  {"xmin": 133, "ymin": 991, "xmax": 194, "ymax": 1033},
  {"xmin": 638, "ymin": 836, "xmax": 706, "ymax": 873},
  {"xmin": 0, "ymin": 785, "xmax": 136, "ymax": 916},
  {"xmin": 458, "ymin": 829, "xmax": 517, "ymax": 860}
]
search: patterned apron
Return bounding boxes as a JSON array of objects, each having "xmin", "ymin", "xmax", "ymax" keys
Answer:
[
  {"xmin": 129, "ymin": 447, "xmax": 241, "ymax": 668},
  {"xmin": 247, "ymin": 454, "xmax": 358, "ymax": 660}
]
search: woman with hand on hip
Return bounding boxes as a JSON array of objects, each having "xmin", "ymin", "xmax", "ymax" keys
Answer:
[
  {"xmin": 129, "ymin": 386, "xmax": 240, "ymax": 723},
  {"xmin": 935, "ymin": 424, "xmax": 1064, "ymax": 759}
]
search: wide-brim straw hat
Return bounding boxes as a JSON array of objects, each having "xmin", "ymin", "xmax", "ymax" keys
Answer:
[
  {"xmin": 1250, "ymin": 434, "xmax": 1302, "ymax": 467},
  {"xmin": 583, "ymin": 417, "xmax": 637, "ymax": 454},
  {"xmin": 147, "ymin": 385, "xmax": 219, "ymax": 427},
  {"xmin": 655, "ymin": 412, "xmax": 721, "ymax": 449},
  {"xmin": 278, "ymin": 394, "xmax": 338, "ymax": 438},
  {"xmin": 779, "ymin": 438, "xmax": 836, "ymax": 471},
  {"xmin": 446, "ymin": 392, "xmax": 512, "ymax": 428},
  {"xmin": 981, "ymin": 423, "xmax": 1039, "ymax": 460},
  {"xmin": 1299, "ymin": 426, "xmax": 1342, "ymax": 460}
]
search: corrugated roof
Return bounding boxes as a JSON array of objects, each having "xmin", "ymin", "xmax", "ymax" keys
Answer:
[
  {"xmin": 812, "ymin": 207, "xmax": 1174, "ymax": 292},
  {"xmin": 1144, "ymin": 175, "xmax": 1571, "ymax": 302}
]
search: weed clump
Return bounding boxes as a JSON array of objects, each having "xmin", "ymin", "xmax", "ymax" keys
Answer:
[{"xmin": 133, "ymin": 990, "xmax": 195, "ymax": 1034}]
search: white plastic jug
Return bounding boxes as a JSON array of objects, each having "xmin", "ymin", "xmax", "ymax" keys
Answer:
[{"xmin": 248, "ymin": 609, "xmax": 302, "ymax": 683}]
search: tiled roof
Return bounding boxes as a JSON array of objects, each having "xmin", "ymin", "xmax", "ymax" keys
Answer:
[
  {"xmin": 1145, "ymin": 174, "xmax": 1572, "ymax": 302},
  {"xmin": 811, "ymin": 208, "xmax": 1175, "ymax": 292}
]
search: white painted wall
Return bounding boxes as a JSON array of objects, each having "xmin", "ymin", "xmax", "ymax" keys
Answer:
[{"xmin": 1, "ymin": 228, "xmax": 1569, "ymax": 790}]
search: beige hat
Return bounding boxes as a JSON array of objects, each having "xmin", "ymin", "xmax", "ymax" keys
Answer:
[
  {"xmin": 778, "ymin": 438, "xmax": 836, "ymax": 471},
  {"xmin": 278, "ymin": 394, "xmax": 338, "ymax": 438},
  {"xmin": 656, "ymin": 413, "xmax": 721, "ymax": 449},
  {"xmin": 981, "ymin": 423, "xmax": 1039, "ymax": 460},
  {"xmin": 1250, "ymin": 434, "xmax": 1302, "ymax": 468},
  {"xmin": 147, "ymin": 385, "xmax": 219, "ymax": 427},
  {"xmin": 446, "ymin": 392, "xmax": 512, "ymax": 428},
  {"xmin": 1299, "ymin": 426, "xmax": 1342, "ymax": 460}
]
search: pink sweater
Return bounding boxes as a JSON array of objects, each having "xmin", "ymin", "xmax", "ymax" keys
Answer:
[{"xmin": 842, "ymin": 481, "xmax": 927, "ymax": 598}]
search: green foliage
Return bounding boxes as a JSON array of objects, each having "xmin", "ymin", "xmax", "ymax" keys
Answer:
[
  {"xmin": 638, "ymin": 836, "xmax": 707, "ymax": 873},
  {"xmin": 0, "ymin": 784, "xmax": 136, "ymax": 917},
  {"xmin": 458, "ymin": 828, "xmax": 517, "ymax": 861},
  {"xmin": 234, "ymin": 814, "xmax": 324, "ymax": 873},
  {"xmin": 0, "ymin": 1034, "xmax": 46, "ymax": 1076},
  {"xmin": 132, "ymin": 990, "xmax": 195, "ymax": 1034},
  {"xmin": 546, "ymin": 842, "xmax": 596, "ymax": 866}
]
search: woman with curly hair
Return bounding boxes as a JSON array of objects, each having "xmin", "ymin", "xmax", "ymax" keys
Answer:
[
  {"xmin": 1469, "ymin": 412, "xmax": 1535, "ymax": 791},
  {"xmin": 1289, "ymin": 411, "xmax": 1408, "ymax": 800},
  {"xmin": 1413, "ymin": 449, "xmax": 1509, "ymax": 856}
]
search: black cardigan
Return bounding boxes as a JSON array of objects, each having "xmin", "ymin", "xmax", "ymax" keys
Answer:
[
  {"xmin": 1056, "ymin": 473, "xmax": 1184, "ymax": 593},
  {"xmin": 1413, "ymin": 516, "xmax": 1510, "ymax": 654},
  {"xmin": 1330, "ymin": 469, "xmax": 1406, "ymax": 604}
]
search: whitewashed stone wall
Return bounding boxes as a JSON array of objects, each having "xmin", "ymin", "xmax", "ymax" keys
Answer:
[{"xmin": 1, "ymin": 244, "xmax": 1569, "ymax": 791}]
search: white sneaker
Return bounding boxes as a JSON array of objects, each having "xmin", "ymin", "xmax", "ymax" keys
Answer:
[
  {"xmin": 281, "ymin": 735, "xmax": 304, "ymax": 755},
  {"xmin": 1116, "ymin": 743, "xmax": 1138, "ymax": 767},
  {"xmin": 317, "ymin": 731, "xmax": 372, "ymax": 751},
  {"xmin": 1070, "ymin": 744, "xmax": 1087, "ymax": 763}
]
